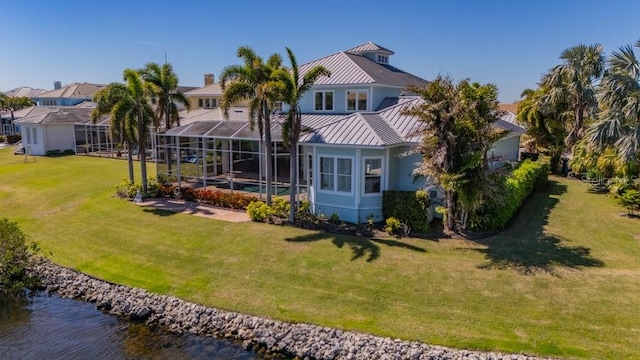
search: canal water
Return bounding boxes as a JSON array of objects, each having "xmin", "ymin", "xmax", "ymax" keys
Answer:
[{"xmin": 0, "ymin": 293, "xmax": 261, "ymax": 359}]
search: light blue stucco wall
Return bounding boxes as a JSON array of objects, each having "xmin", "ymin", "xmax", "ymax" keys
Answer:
[
  {"xmin": 35, "ymin": 98, "xmax": 89, "ymax": 106},
  {"xmin": 309, "ymin": 146, "xmax": 392, "ymax": 223},
  {"xmin": 371, "ymin": 87, "xmax": 403, "ymax": 110},
  {"xmin": 299, "ymin": 86, "xmax": 403, "ymax": 113}
]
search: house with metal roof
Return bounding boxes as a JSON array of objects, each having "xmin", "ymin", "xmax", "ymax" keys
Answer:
[{"xmin": 156, "ymin": 42, "xmax": 525, "ymax": 223}]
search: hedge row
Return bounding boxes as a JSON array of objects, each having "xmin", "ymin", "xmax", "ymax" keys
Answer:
[
  {"xmin": 470, "ymin": 159, "xmax": 549, "ymax": 232},
  {"xmin": 382, "ymin": 190, "xmax": 430, "ymax": 233}
]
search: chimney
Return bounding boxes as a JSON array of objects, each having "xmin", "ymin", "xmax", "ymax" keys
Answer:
[
  {"xmin": 204, "ymin": 73, "xmax": 214, "ymax": 86},
  {"xmin": 54, "ymin": 81, "xmax": 62, "ymax": 90}
]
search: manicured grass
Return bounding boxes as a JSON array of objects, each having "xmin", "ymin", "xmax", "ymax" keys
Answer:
[{"xmin": 1, "ymin": 147, "xmax": 639, "ymax": 359}]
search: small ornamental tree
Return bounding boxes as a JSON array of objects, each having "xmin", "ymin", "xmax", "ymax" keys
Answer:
[
  {"xmin": 617, "ymin": 189, "xmax": 640, "ymax": 216},
  {"xmin": 0, "ymin": 219, "xmax": 39, "ymax": 297}
]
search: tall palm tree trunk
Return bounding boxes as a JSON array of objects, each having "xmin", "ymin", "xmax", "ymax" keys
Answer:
[
  {"xmin": 125, "ymin": 136, "xmax": 135, "ymax": 183},
  {"xmin": 138, "ymin": 110, "xmax": 148, "ymax": 193},
  {"xmin": 165, "ymin": 105, "xmax": 173, "ymax": 175},
  {"xmin": 288, "ymin": 110, "xmax": 301, "ymax": 223},
  {"xmin": 263, "ymin": 106, "xmax": 273, "ymax": 206}
]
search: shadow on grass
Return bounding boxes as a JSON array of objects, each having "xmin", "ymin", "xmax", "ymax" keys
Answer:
[
  {"xmin": 473, "ymin": 180, "xmax": 604, "ymax": 276},
  {"xmin": 142, "ymin": 208, "xmax": 178, "ymax": 217},
  {"xmin": 285, "ymin": 233, "xmax": 426, "ymax": 262}
]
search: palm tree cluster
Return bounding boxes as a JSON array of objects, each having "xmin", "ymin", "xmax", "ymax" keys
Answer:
[
  {"xmin": 220, "ymin": 46, "xmax": 329, "ymax": 221},
  {"xmin": 519, "ymin": 39, "xmax": 640, "ymax": 178},
  {"xmin": 404, "ymin": 76, "xmax": 504, "ymax": 232},
  {"xmin": 91, "ymin": 63, "xmax": 189, "ymax": 193}
]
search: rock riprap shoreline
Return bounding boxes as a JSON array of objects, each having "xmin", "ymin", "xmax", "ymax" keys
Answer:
[{"xmin": 30, "ymin": 258, "xmax": 555, "ymax": 360}]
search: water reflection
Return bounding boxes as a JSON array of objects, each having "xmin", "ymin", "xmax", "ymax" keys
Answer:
[{"xmin": 0, "ymin": 293, "xmax": 259, "ymax": 360}]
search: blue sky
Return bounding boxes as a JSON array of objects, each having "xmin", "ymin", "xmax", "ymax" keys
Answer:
[{"xmin": 1, "ymin": 0, "xmax": 638, "ymax": 102}]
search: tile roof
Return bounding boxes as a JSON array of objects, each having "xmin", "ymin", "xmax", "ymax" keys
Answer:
[
  {"xmin": 298, "ymin": 52, "xmax": 427, "ymax": 87},
  {"xmin": 4, "ymin": 87, "xmax": 48, "ymax": 98},
  {"xmin": 14, "ymin": 107, "xmax": 95, "ymax": 125},
  {"xmin": 498, "ymin": 102, "xmax": 519, "ymax": 114},
  {"xmin": 36, "ymin": 82, "xmax": 106, "ymax": 99},
  {"xmin": 184, "ymin": 82, "xmax": 223, "ymax": 96},
  {"xmin": 1, "ymin": 106, "xmax": 51, "ymax": 120},
  {"xmin": 345, "ymin": 41, "xmax": 394, "ymax": 55}
]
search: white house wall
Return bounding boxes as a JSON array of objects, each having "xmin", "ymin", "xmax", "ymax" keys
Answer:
[
  {"xmin": 20, "ymin": 125, "xmax": 45, "ymax": 156},
  {"xmin": 489, "ymin": 135, "xmax": 521, "ymax": 165},
  {"xmin": 45, "ymin": 124, "xmax": 76, "ymax": 153}
]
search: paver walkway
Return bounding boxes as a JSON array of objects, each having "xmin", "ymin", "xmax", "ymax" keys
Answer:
[{"xmin": 135, "ymin": 198, "xmax": 250, "ymax": 222}]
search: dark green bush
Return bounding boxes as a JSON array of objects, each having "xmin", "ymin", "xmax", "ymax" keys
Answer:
[
  {"xmin": 470, "ymin": 160, "xmax": 549, "ymax": 232},
  {"xmin": 6, "ymin": 134, "xmax": 21, "ymax": 144},
  {"xmin": 382, "ymin": 190, "xmax": 430, "ymax": 233},
  {"xmin": 0, "ymin": 219, "xmax": 39, "ymax": 296}
]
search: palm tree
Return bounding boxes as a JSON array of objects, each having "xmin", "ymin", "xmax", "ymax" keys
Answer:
[
  {"xmin": 589, "ymin": 39, "xmax": 640, "ymax": 173},
  {"xmin": 541, "ymin": 43, "xmax": 605, "ymax": 149},
  {"xmin": 92, "ymin": 83, "xmax": 137, "ymax": 183},
  {"xmin": 140, "ymin": 62, "xmax": 191, "ymax": 175},
  {"xmin": 1, "ymin": 96, "xmax": 33, "ymax": 122},
  {"xmin": 139, "ymin": 62, "xmax": 190, "ymax": 130},
  {"xmin": 517, "ymin": 87, "xmax": 568, "ymax": 172},
  {"xmin": 220, "ymin": 46, "xmax": 282, "ymax": 205},
  {"xmin": 405, "ymin": 76, "xmax": 503, "ymax": 232},
  {"xmin": 92, "ymin": 69, "xmax": 155, "ymax": 192},
  {"xmin": 274, "ymin": 47, "xmax": 330, "ymax": 222}
]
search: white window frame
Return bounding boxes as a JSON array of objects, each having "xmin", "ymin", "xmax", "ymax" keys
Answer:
[
  {"xmin": 362, "ymin": 157, "xmax": 383, "ymax": 195},
  {"xmin": 318, "ymin": 155, "xmax": 353, "ymax": 195},
  {"xmin": 32, "ymin": 127, "xmax": 37, "ymax": 145},
  {"xmin": 205, "ymin": 99, "xmax": 211, "ymax": 108},
  {"xmin": 346, "ymin": 90, "xmax": 369, "ymax": 112},
  {"xmin": 313, "ymin": 91, "xmax": 334, "ymax": 112},
  {"xmin": 377, "ymin": 54, "xmax": 389, "ymax": 64},
  {"xmin": 198, "ymin": 99, "xmax": 204, "ymax": 107},
  {"xmin": 211, "ymin": 98, "xmax": 218, "ymax": 108}
]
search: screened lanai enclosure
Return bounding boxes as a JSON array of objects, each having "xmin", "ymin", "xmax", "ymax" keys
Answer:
[
  {"xmin": 74, "ymin": 117, "xmax": 156, "ymax": 160},
  {"xmin": 155, "ymin": 120, "xmax": 310, "ymax": 200}
]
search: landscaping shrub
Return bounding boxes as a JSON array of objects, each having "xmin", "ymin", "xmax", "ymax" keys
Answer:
[
  {"xmin": 271, "ymin": 198, "xmax": 290, "ymax": 218},
  {"xmin": 617, "ymin": 189, "xmax": 640, "ymax": 215},
  {"xmin": 246, "ymin": 201, "xmax": 273, "ymax": 222},
  {"xmin": 470, "ymin": 160, "xmax": 549, "ymax": 232},
  {"xmin": 115, "ymin": 179, "xmax": 140, "ymax": 198},
  {"xmin": 382, "ymin": 190, "xmax": 430, "ymax": 233},
  {"xmin": 6, "ymin": 134, "xmax": 21, "ymax": 144},
  {"xmin": 193, "ymin": 188, "xmax": 257, "ymax": 210}
]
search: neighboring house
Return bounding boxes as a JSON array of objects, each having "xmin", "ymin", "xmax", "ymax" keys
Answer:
[
  {"xmin": 34, "ymin": 82, "xmax": 106, "ymax": 106},
  {"xmin": 4, "ymin": 86, "xmax": 48, "ymax": 98},
  {"xmin": 13, "ymin": 107, "xmax": 96, "ymax": 155},
  {"xmin": 1, "ymin": 86, "xmax": 48, "ymax": 135},
  {"xmin": 1, "ymin": 106, "xmax": 51, "ymax": 137},
  {"xmin": 155, "ymin": 41, "xmax": 525, "ymax": 224},
  {"xmin": 498, "ymin": 102, "xmax": 521, "ymax": 125}
]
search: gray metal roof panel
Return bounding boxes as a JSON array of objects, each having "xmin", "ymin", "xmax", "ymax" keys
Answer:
[{"xmin": 345, "ymin": 42, "xmax": 395, "ymax": 55}]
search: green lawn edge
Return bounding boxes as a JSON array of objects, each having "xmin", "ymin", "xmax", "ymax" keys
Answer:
[{"xmin": 1, "ymin": 147, "xmax": 639, "ymax": 359}]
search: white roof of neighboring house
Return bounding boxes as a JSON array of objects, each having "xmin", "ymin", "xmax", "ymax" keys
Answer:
[
  {"xmin": 4, "ymin": 86, "xmax": 48, "ymax": 98},
  {"xmin": 13, "ymin": 107, "xmax": 95, "ymax": 125},
  {"xmin": 298, "ymin": 43, "xmax": 428, "ymax": 87},
  {"xmin": 1, "ymin": 106, "xmax": 52, "ymax": 120},
  {"xmin": 36, "ymin": 82, "xmax": 106, "ymax": 99},
  {"xmin": 184, "ymin": 82, "xmax": 223, "ymax": 96}
]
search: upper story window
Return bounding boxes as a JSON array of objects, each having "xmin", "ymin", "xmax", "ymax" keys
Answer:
[
  {"xmin": 377, "ymin": 54, "xmax": 389, "ymax": 64},
  {"xmin": 205, "ymin": 99, "xmax": 210, "ymax": 108},
  {"xmin": 347, "ymin": 90, "xmax": 368, "ymax": 111},
  {"xmin": 198, "ymin": 99, "xmax": 204, "ymax": 107},
  {"xmin": 314, "ymin": 91, "xmax": 334, "ymax": 111},
  {"xmin": 211, "ymin": 99, "xmax": 218, "ymax": 108}
]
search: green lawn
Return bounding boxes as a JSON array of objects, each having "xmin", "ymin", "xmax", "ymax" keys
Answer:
[{"xmin": 1, "ymin": 147, "xmax": 639, "ymax": 359}]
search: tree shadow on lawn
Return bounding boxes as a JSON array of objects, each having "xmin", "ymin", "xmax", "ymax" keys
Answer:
[
  {"xmin": 473, "ymin": 180, "xmax": 604, "ymax": 276},
  {"xmin": 285, "ymin": 233, "xmax": 426, "ymax": 262},
  {"xmin": 142, "ymin": 208, "xmax": 179, "ymax": 217}
]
